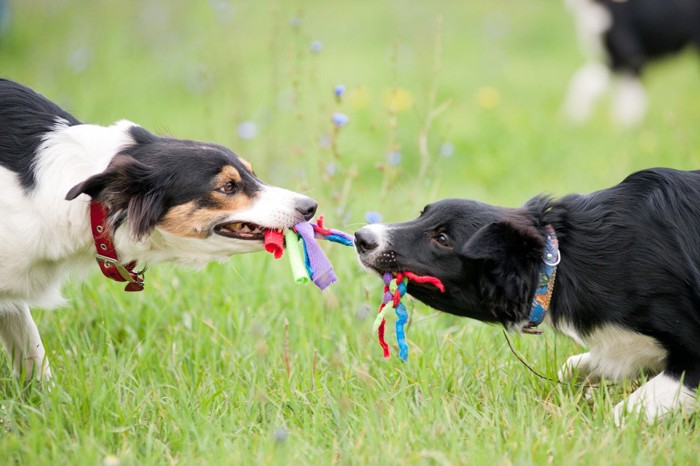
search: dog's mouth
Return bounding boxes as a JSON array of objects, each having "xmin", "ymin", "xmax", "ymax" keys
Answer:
[
  {"xmin": 358, "ymin": 250, "xmax": 400, "ymax": 275},
  {"xmin": 361, "ymin": 258, "xmax": 440, "ymax": 286},
  {"xmin": 214, "ymin": 221, "xmax": 268, "ymax": 240}
]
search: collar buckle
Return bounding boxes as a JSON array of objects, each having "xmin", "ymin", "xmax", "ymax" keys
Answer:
[
  {"xmin": 95, "ymin": 254, "xmax": 144, "ymax": 287},
  {"xmin": 526, "ymin": 225, "xmax": 560, "ymax": 332}
]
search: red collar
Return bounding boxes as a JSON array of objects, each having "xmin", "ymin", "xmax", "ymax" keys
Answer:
[{"xmin": 89, "ymin": 201, "xmax": 145, "ymax": 292}]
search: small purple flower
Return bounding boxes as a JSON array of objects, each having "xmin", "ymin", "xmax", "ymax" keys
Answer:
[
  {"xmin": 237, "ymin": 121, "xmax": 257, "ymax": 140},
  {"xmin": 439, "ymin": 141, "xmax": 454, "ymax": 158},
  {"xmin": 289, "ymin": 16, "xmax": 301, "ymax": 28},
  {"xmin": 67, "ymin": 46, "xmax": 92, "ymax": 74},
  {"xmin": 332, "ymin": 113, "xmax": 349, "ymax": 127},
  {"xmin": 310, "ymin": 40, "xmax": 323, "ymax": 53},
  {"xmin": 387, "ymin": 151, "xmax": 402, "ymax": 166},
  {"xmin": 365, "ymin": 211, "xmax": 382, "ymax": 224},
  {"xmin": 325, "ymin": 162, "xmax": 336, "ymax": 176},
  {"xmin": 334, "ymin": 84, "xmax": 346, "ymax": 98},
  {"xmin": 273, "ymin": 426, "xmax": 289, "ymax": 442}
]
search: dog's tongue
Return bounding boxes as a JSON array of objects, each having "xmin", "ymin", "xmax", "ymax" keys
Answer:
[{"xmin": 264, "ymin": 229, "xmax": 285, "ymax": 259}]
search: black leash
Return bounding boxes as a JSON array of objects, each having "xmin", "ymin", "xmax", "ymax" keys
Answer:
[
  {"xmin": 501, "ymin": 329, "xmax": 600, "ymax": 388},
  {"xmin": 502, "ymin": 329, "xmax": 560, "ymax": 383}
]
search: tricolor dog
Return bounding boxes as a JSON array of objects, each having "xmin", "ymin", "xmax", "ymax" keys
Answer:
[
  {"xmin": 355, "ymin": 168, "xmax": 699, "ymax": 424},
  {"xmin": 0, "ymin": 78, "xmax": 317, "ymax": 380},
  {"xmin": 563, "ymin": 0, "xmax": 700, "ymax": 126}
]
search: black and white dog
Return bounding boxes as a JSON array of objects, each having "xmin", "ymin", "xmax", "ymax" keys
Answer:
[
  {"xmin": 0, "ymin": 79, "xmax": 317, "ymax": 380},
  {"xmin": 355, "ymin": 168, "xmax": 699, "ymax": 423},
  {"xmin": 563, "ymin": 0, "xmax": 700, "ymax": 126}
]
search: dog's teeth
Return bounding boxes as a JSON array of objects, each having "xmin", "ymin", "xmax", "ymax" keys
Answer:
[{"xmin": 240, "ymin": 224, "xmax": 251, "ymax": 233}]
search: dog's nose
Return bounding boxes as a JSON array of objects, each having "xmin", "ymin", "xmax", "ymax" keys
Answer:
[
  {"xmin": 295, "ymin": 198, "xmax": 318, "ymax": 221},
  {"xmin": 354, "ymin": 228, "xmax": 378, "ymax": 253}
]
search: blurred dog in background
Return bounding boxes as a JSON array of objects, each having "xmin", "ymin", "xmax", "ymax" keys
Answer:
[{"xmin": 563, "ymin": 0, "xmax": 700, "ymax": 126}]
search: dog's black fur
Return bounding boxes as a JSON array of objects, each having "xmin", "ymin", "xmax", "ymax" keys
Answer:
[
  {"xmin": 601, "ymin": 0, "xmax": 700, "ymax": 75},
  {"xmin": 0, "ymin": 79, "xmax": 80, "ymax": 189},
  {"xmin": 0, "ymin": 79, "xmax": 265, "ymax": 240},
  {"xmin": 356, "ymin": 168, "xmax": 700, "ymax": 393}
]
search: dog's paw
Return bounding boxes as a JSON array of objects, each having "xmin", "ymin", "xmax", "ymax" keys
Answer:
[
  {"xmin": 558, "ymin": 352, "xmax": 598, "ymax": 383},
  {"xmin": 613, "ymin": 372, "xmax": 696, "ymax": 427},
  {"xmin": 14, "ymin": 355, "xmax": 51, "ymax": 382}
]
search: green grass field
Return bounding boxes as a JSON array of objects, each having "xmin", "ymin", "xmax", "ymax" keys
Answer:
[{"xmin": 2, "ymin": 1, "xmax": 700, "ymax": 464}]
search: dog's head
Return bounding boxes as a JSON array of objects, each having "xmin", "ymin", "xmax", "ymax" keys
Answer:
[
  {"xmin": 355, "ymin": 199, "xmax": 546, "ymax": 327},
  {"xmin": 66, "ymin": 126, "xmax": 316, "ymax": 261}
]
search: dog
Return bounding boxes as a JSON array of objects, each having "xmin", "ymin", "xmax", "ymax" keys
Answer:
[
  {"xmin": 0, "ymin": 78, "xmax": 318, "ymax": 380},
  {"xmin": 355, "ymin": 167, "xmax": 699, "ymax": 424},
  {"xmin": 562, "ymin": 0, "xmax": 700, "ymax": 126}
]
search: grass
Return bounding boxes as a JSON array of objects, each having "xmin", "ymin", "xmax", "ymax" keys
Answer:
[{"xmin": 1, "ymin": 0, "xmax": 700, "ymax": 464}]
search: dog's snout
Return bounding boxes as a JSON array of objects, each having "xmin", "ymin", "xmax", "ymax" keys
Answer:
[
  {"xmin": 355, "ymin": 228, "xmax": 379, "ymax": 254},
  {"xmin": 295, "ymin": 198, "xmax": 318, "ymax": 221}
]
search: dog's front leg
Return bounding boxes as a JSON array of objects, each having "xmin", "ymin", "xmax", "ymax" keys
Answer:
[
  {"xmin": 613, "ymin": 372, "xmax": 696, "ymax": 425},
  {"xmin": 558, "ymin": 352, "xmax": 600, "ymax": 383},
  {"xmin": 0, "ymin": 303, "xmax": 51, "ymax": 381},
  {"xmin": 610, "ymin": 72, "xmax": 647, "ymax": 127},
  {"xmin": 562, "ymin": 63, "xmax": 611, "ymax": 123}
]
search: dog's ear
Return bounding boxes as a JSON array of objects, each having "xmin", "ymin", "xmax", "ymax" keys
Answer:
[
  {"xmin": 460, "ymin": 218, "xmax": 545, "ymax": 322},
  {"xmin": 461, "ymin": 219, "xmax": 544, "ymax": 262},
  {"xmin": 65, "ymin": 155, "xmax": 166, "ymax": 239}
]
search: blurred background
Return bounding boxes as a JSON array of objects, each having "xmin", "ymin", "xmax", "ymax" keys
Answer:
[{"xmin": 2, "ymin": 0, "xmax": 698, "ymax": 225}]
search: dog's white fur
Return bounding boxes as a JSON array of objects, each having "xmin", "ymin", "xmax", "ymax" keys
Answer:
[
  {"xmin": 554, "ymin": 322, "xmax": 692, "ymax": 423},
  {"xmin": 556, "ymin": 322, "xmax": 667, "ymax": 382},
  {"xmin": 613, "ymin": 373, "xmax": 696, "ymax": 424},
  {"xmin": 0, "ymin": 119, "xmax": 310, "ymax": 380}
]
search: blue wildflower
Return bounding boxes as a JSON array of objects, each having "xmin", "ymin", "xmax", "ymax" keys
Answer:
[
  {"xmin": 334, "ymin": 84, "xmax": 346, "ymax": 98},
  {"xmin": 332, "ymin": 113, "xmax": 349, "ymax": 127},
  {"xmin": 273, "ymin": 426, "xmax": 289, "ymax": 443},
  {"xmin": 237, "ymin": 121, "xmax": 257, "ymax": 140},
  {"xmin": 67, "ymin": 46, "xmax": 92, "ymax": 74},
  {"xmin": 387, "ymin": 151, "xmax": 402, "ymax": 166},
  {"xmin": 310, "ymin": 40, "xmax": 323, "ymax": 53},
  {"xmin": 365, "ymin": 211, "xmax": 383, "ymax": 224},
  {"xmin": 439, "ymin": 141, "xmax": 454, "ymax": 158}
]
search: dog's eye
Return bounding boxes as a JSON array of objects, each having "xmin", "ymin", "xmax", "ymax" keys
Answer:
[
  {"xmin": 218, "ymin": 181, "xmax": 237, "ymax": 194},
  {"xmin": 434, "ymin": 232, "xmax": 450, "ymax": 247}
]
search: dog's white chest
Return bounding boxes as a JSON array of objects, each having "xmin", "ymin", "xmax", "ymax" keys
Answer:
[{"xmin": 557, "ymin": 322, "xmax": 668, "ymax": 381}]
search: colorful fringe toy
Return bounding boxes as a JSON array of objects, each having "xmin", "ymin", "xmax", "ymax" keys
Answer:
[
  {"xmin": 263, "ymin": 216, "xmax": 353, "ymax": 290},
  {"xmin": 374, "ymin": 271, "xmax": 445, "ymax": 361}
]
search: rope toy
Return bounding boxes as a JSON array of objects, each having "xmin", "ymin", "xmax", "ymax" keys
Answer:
[
  {"xmin": 373, "ymin": 271, "xmax": 445, "ymax": 361},
  {"xmin": 263, "ymin": 216, "xmax": 353, "ymax": 290}
]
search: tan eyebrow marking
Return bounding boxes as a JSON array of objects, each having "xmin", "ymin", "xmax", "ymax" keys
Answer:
[
  {"xmin": 238, "ymin": 157, "xmax": 253, "ymax": 173},
  {"xmin": 218, "ymin": 165, "xmax": 242, "ymax": 184}
]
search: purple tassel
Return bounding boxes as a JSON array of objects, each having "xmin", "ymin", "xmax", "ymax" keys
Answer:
[{"xmin": 294, "ymin": 221, "xmax": 337, "ymax": 290}]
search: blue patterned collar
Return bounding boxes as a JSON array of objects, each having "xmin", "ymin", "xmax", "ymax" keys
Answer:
[{"xmin": 523, "ymin": 225, "xmax": 560, "ymax": 334}]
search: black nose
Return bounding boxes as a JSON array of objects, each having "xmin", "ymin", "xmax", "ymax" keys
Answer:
[
  {"xmin": 354, "ymin": 228, "xmax": 378, "ymax": 253},
  {"xmin": 295, "ymin": 198, "xmax": 318, "ymax": 221}
]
